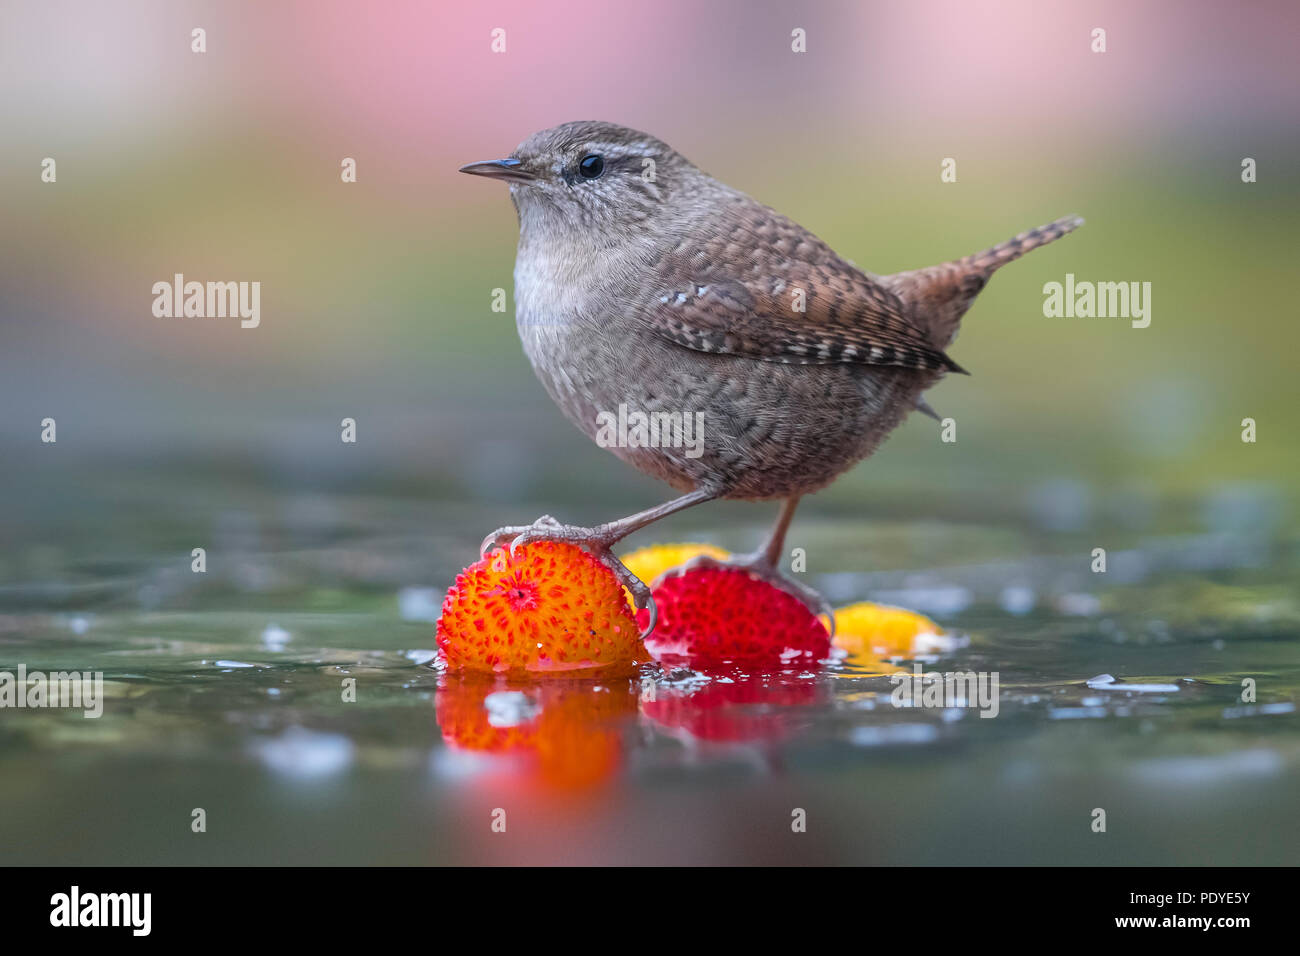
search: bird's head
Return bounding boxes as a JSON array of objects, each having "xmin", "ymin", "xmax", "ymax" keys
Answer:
[{"xmin": 459, "ymin": 121, "xmax": 703, "ymax": 237}]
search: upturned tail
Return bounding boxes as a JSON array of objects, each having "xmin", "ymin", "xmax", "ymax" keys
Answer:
[
  {"xmin": 883, "ymin": 214, "xmax": 1084, "ymax": 349},
  {"xmin": 961, "ymin": 214, "xmax": 1085, "ymax": 274}
]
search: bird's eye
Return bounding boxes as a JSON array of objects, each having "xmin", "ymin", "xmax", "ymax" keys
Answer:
[{"xmin": 578, "ymin": 154, "xmax": 605, "ymax": 179}]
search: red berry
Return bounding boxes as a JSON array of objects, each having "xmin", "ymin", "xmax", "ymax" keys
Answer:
[{"xmin": 638, "ymin": 566, "xmax": 830, "ymax": 666}]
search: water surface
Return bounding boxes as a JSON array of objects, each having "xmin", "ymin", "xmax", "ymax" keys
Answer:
[{"xmin": 2, "ymin": 485, "xmax": 1295, "ymax": 866}]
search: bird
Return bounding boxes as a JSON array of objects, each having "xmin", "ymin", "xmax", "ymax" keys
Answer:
[{"xmin": 460, "ymin": 121, "xmax": 1082, "ymax": 633}]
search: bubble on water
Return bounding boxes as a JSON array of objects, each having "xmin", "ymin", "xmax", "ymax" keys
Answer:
[
  {"xmin": 261, "ymin": 624, "xmax": 290, "ymax": 650},
  {"xmin": 1048, "ymin": 706, "xmax": 1109, "ymax": 720},
  {"xmin": 250, "ymin": 726, "xmax": 354, "ymax": 779},
  {"xmin": 398, "ymin": 587, "xmax": 444, "ymax": 623},
  {"xmin": 1222, "ymin": 702, "xmax": 1295, "ymax": 719},
  {"xmin": 848, "ymin": 723, "xmax": 940, "ymax": 746},
  {"xmin": 1057, "ymin": 593, "xmax": 1101, "ymax": 616},
  {"xmin": 216, "ymin": 660, "xmax": 257, "ymax": 669},
  {"xmin": 404, "ymin": 648, "xmax": 436, "ymax": 665},
  {"xmin": 1130, "ymin": 748, "xmax": 1282, "ymax": 786},
  {"xmin": 1086, "ymin": 674, "xmax": 1179, "ymax": 693},
  {"xmin": 661, "ymin": 668, "xmax": 712, "ymax": 690},
  {"xmin": 483, "ymin": 690, "xmax": 540, "ymax": 728},
  {"xmin": 999, "ymin": 586, "xmax": 1036, "ymax": 616}
]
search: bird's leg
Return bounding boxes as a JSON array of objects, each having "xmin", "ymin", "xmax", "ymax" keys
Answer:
[
  {"xmin": 480, "ymin": 488, "xmax": 718, "ymax": 628},
  {"xmin": 676, "ymin": 496, "xmax": 835, "ymax": 635},
  {"xmin": 753, "ymin": 494, "xmax": 802, "ymax": 570}
]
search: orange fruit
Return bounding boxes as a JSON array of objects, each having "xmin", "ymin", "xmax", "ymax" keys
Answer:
[{"xmin": 437, "ymin": 541, "xmax": 646, "ymax": 676}]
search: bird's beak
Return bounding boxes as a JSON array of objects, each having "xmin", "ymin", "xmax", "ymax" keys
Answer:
[{"xmin": 457, "ymin": 158, "xmax": 535, "ymax": 183}]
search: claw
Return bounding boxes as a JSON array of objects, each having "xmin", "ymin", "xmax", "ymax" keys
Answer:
[
  {"xmin": 475, "ymin": 513, "xmax": 659, "ymax": 638},
  {"xmin": 479, "ymin": 529, "xmax": 508, "ymax": 558},
  {"xmin": 481, "ymin": 516, "xmax": 564, "ymax": 559},
  {"xmin": 589, "ymin": 548, "xmax": 656, "ymax": 638},
  {"xmin": 639, "ymin": 591, "xmax": 658, "ymax": 640}
]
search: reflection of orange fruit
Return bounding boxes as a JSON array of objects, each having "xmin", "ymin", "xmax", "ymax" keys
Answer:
[
  {"xmin": 434, "ymin": 684, "xmax": 536, "ymax": 755},
  {"xmin": 833, "ymin": 602, "xmax": 942, "ymax": 658},
  {"xmin": 436, "ymin": 678, "xmax": 637, "ymax": 790},
  {"xmin": 637, "ymin": 566, "xmax": 830, "ymax": 666},
  {"xmin": 436, "ymin": 541, "xmax": 646, "ymax": 676}
]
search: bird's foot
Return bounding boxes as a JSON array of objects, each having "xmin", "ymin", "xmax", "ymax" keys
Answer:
[
  {"xmin": 479, "ymin": 516, "xmax": 658, "ymax": 637},
  {"xmin": 673, "ymin": 550, "xmax": 836, "ymax": 637}
]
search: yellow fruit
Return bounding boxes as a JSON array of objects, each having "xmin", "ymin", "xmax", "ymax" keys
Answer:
[{"xmin": 833, "ymin": 602, "xmax": 943, "ymax": 658}]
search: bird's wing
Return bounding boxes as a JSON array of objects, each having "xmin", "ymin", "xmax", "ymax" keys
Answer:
[{"xmin": 615, "ymin": 202, "xmax": 965, "ymax": 374}]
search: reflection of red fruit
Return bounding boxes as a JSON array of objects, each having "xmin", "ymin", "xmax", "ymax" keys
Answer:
[
  {"xmin": 436, "ymin": 541, "xmax": 645, "ymax": 676},
  {"xmin": 643, "ymin": 677, "xmax": 817, "ymax": 742},
  {"xmin": 637, "ymin": 566, "xmax": 830, "ymax": 666}
]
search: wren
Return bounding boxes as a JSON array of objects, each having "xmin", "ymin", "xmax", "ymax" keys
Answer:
[{"xmin": 461, "ymin": 121, "xmax": 1082, "ymax": 631}]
